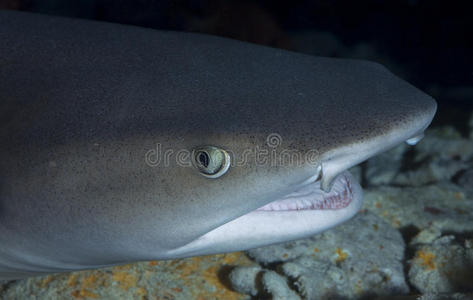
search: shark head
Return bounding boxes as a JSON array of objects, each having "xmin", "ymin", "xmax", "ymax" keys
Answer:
[
  {"xmin": 0, "ymin": 11, "xmax": 436, "ymax": 278},
  {"xmin": 121, "ymin": 52, "xmax": 436, "ymax": 259},
  {"xmin": 157, "ymin": 58, "xmax": 437, "ymax": 258}
]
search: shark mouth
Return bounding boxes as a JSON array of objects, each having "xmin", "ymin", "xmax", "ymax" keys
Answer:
[
  {"xmin": 167, "ymin": 170, "xmax": 363, "ymax": 258},
  {"xmin": 256, "ymin": 171, "xmax": 355, "ymax": 211}
]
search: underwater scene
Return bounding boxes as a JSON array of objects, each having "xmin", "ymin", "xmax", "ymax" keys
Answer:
[{"xmin": 0, "ymin": 0, "xmax": 472, "ymax": 299}]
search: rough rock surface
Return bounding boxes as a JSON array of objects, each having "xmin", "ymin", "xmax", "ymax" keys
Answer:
[
  {"xmin": 365, "ymin": 127, "xmax": 473, "ymax": 187},
  {"xmin": 232, "ymin": 212, "xmax": 409, "ymax": 299},
  {"xmin": 0, "ymin": 253, "xmax": 255, "ymax": 300},
  {"xmin": 228, "ymin": 265, "xmax": 262, "ymax": 297},
  {"xmin": 408, "ymin": 237, "xmax": 473, "ymax": 294},
  {"xmin": 363, "ymin": 183, "xmax": 473, "ymax": 232}
]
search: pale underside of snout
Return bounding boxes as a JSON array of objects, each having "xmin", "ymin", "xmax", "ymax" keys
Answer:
[{"xmin": 166, "ymin": 171, "xmax": 362, "ymax": 258}]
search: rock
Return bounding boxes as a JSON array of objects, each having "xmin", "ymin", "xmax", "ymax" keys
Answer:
[
  {"xmin": 373, "ymin": 293, "xmax": 473, "ymax": 299},
  {"xmin": 427, "ymin": 126, "xmax": 462, "ymax": 139},
  {"xmin": 241, "ymin": 212, "xmax": 409, "ymax": 299},
  {"xmin": 262, "ymin": 270, "xmax": 301, "ymax": 300},
  {"xmin": 364, "ymin": 143, "xmax": 407, "ymax": 185},
  {"xmin": 392, "ymin": 158, "xmax": 467, "ymax": 187},
  {"xmin": 282, "ymin": 256, "xmax": 350, "ymax": 299},
  {"xmin": 229, "ymin": 267, "xmax": 301, "ymax": 300},
  {"xmin": 363, "ymin": 183, "xmax": 473, "ymax": 232},
  {"xmin": 457, "ymin": 169, "xmax": 473, "ymax": 195},
  {"xmin": 410, "ymin": 226, "xmax": 443, "ymax": 246},
  {"xmin": 0, "ymin": 253, "xmax": 254, "ymax": 299},
  {"xmin": 364, "ymin": 129, "xmax": 473, "ymax": 187},
  {"xmin": 348, "ymin": 165, "xmax": 362, "ymax": 185},
  {"xmin": 408, "ymin": 237, "xmax": 473, "ymax": 294},
  {"xmin": 228, "ymin": 266, "xmax": 262, "ymax": 296},
  {"xmin": 391, "ymin": 132, "xmax": 472, "ymax": 186},
  {"xmin": 414, "ymin": 134, "xmax": 473, "ymax": 162}
]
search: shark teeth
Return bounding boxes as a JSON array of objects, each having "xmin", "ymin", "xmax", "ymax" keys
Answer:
[{"xmin": 256, "ymin": 172, "xmax": 354, "ymax": 211}]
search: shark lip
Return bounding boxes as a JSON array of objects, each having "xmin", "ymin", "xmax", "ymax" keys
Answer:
[{"xmin": 255, "ymin": 171, "xmax": 355, "ymax": 212}]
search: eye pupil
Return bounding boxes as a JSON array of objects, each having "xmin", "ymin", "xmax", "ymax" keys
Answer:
[
  {"xmin": 198, "ymin": 152, "xmax": 210, "ymax": 168},
  {"xmin": 192, "ymin": 146, "xmax": 230, "ymax": 178}
]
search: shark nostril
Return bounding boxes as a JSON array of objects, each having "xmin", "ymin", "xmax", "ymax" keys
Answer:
[{"xmin": 406, "ymin": 132, "xmax": 425, "ymax": 145}]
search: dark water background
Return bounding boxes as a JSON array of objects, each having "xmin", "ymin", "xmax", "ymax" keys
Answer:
[{"xmin": 2, "ymin": 0, "xmax": 472, "ymax": 132}]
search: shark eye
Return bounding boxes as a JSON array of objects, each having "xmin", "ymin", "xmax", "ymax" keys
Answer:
[{"xmin": 192, "ymin": 146, "xmax": 230, "ymax": 178}]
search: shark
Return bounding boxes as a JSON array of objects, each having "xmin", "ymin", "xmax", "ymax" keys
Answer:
[{"xmin": 0, "ymin": 10, "xmax": 436, "ymax": 280}]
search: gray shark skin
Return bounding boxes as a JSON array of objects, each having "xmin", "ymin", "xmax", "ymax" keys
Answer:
[{"xmin": 0, "ymin": 10, "xmax": 436, "ymax": 279}]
